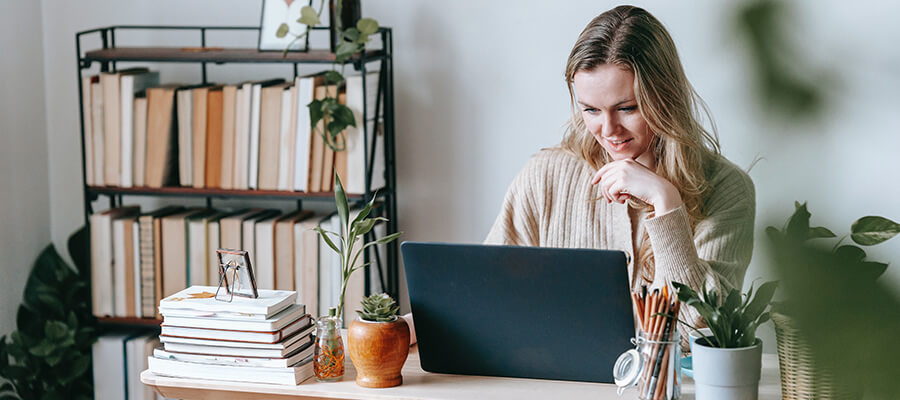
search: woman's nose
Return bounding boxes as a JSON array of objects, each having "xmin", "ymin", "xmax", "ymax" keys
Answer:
[{"xmin": 600, "ymin": 113, "xmax": 619, "ymax": 136}]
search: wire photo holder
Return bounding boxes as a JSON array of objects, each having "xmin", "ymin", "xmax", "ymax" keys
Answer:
[{"xmin": 215, "ymin": 249, "xmax": 259, "ymax": 301}]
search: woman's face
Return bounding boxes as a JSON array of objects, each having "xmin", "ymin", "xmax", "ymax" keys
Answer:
[{"xmin": 573, "ymin": 64, "xmax": 655, "ymax": 167}]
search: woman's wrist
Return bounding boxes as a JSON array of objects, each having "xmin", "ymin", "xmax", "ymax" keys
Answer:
[{"xmin": 652, "ymin": 183, "xmax": 683, "ymax": 214}]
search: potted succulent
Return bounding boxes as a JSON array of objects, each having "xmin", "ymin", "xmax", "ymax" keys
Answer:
[
  {"xmin": 765, "ymin": 201, "xmax": 899, "ymax": 399},
  {"xmin": 347, "ymin": 293, "xmax": 410, "ymax": 388},
  {"xmin": 672, "ymin": 280, "xmax": 777, "ymax": 400}
]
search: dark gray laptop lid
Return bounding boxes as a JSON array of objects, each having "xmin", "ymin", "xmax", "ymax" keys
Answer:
[{"xmin": 402, "ymin": 242, "xmax": 634, "ymax": 383}]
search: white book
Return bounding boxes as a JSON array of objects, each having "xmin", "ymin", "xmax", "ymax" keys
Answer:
[
  {"xmin": 248, "ymin": 82, "xmax": 263, "ymax": 189},
  {"xmin": 161, "ymin": 333, "xmax": 311, "ymax": 358},
  {"xmin": 132, "ymin": 219, "xmax": 142, "ymax": 318},
  {"xmin": 161, "ymin": 315, "xmax": 311, "ymax": 343},
  {"xmin": 177, "ymin": 87, "xmax": 193, "ymax": 186},
  {"xmin": 345, "ymin": 72, "xmax": 384, "ymax": 194},
  {"xmin": 276, "ymin": 85, "xmax": 294, "ymax": 191},
  {"xmin": 294, "ymin": 217, "xmax": 319, "ymax": 317},
  {"xmin": 148, "ymin": 353, "xmax": 314, "ymax": 385},
  {"xmin": 233, "ymin": 83, "xmax": 253, "ymax": 189},
  {"xmin": 90, "ymin": 81, "xmax": 105, "ymax": 186},
  {"xmin": 161, "ymin": 326, "xmax": 311, "ymax": 350},
  {"xmin": 292, "ymin": 76, "xmax": 316, "ymax": 192},
  {"xmin": 93, "ymin": 333, "xmax": 130, "ymax": 399},
  {"xmin": 127, "ymin": 334, "xmax": 159, "ymax": 400},
  {"xmin": 120, "ymin": 71, "xmax": 159, "ymax": 188},
  {"xmin": 255, "ymin": 215, "xmax": 278, "ymax": 290},
  {"xmin": 153, "ymin": 341, "xmax": 313, "ymax": 369},
  {"xmin": 162, "ymin": 303, "xmax": 307, "ymax": 331},
  {"xmin": 187, "ymin": 210, "xmax": 217, "ymax": 287},
  {"xmin": 112, "ymin": 217, "xmax": 128, "ymax": 317},
  {"xmin": 81, "ymin": 75, "xmax": 95, "ymax": 186},
  {"xmin": 241, "ymin": 210, "xmax": 279, "ymax": 274},
  {"xmin": 132, "ymin": 96, "xmax": 148, "ymax": 187},
  {"xmin": 159, "ymin": 285, "xmax": 296, "ymax": 317},
  {"xmin": 89, "ymin": 207, "xmax": 139, "ymax": 317}
]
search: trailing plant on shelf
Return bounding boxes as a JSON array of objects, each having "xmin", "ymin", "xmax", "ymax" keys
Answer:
[
  {"xmin": 0, "ymin": 227, "xmax": 97, "ymax": 400},
  {"xmin": 672, "ymin": 280, "xmax": 777, "ymax": 349},
  {"xmin": 356, "ymin": 293, "xmax": 400, "ymax": 322},
  {"xmin": 277, "ymin": 0, "xmax": 380, "ymax": 153},
  {"xmin": 314, "ymin": 173, "xmax": 401, "ymax": 320}
]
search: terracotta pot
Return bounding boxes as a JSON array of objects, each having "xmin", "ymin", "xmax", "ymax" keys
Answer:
[{"xmin": 347, "ymin": 317, "xmax": 410, "ymax": 388}]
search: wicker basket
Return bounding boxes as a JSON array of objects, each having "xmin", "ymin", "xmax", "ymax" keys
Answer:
[{"xmin": 771, "ymin": 312, "xmax": 860, "ymax": 399}]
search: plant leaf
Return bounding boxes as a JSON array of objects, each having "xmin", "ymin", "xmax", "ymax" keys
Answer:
[
  {"xmin": 742, "ymin": 280, "xmax": 778, "ymax": 326},
  {"xmin": 851, "ymin": 216, "xmax": 900, "ymax": 246},
  {"xmin": 834, "ymin": 245, "xmax": 866, "ymax": 265},
  {"xmin": 275, "ymin": 23, "xmax": 290, "ymax": 38},
  {"xmin": 308, "ymin": 99, "xmax": 323, "ymax": 128},
  {"xmin": 343, "ymin": 27, "xmax": 360, "ymax": 42},
  {"xmin": 357, "ymin": 18, "xmax": 379, "ymax": 35},
  {"xmin": 858, "ymin": 261, "xmax": 889, "ymax": 280},
  {"xmin": 808, "ymin": 226, "xmax": 836, "ymax": 239},
  {"xmin": 786, "ymin": 202, "xmax": 811, "ymax": 241},
  {"xmin": 324, "ymin": 70, "xmax": 344, "ymax": 84},
  {"xmin": 297, "ymin": 5, "xmax": 321, "ymax": 26},
  {"xmin": 335, "ymin": 41, "xmax": 360, "ymax": 61},
  {"xmin": 361, "ymin": 231, "xmax": 403, "ymax": 250},
  {"xmin": 334, "ymin": 173, "xmax": 349, "ymax": 231},
  {"xmin": 313, "ymin": 227, "xmax": 341, "ymax": 254}
]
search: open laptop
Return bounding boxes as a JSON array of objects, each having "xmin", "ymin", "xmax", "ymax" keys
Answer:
[{"xmin": 401, "ymin": 242, "xmax": 634, "ymax": 383}]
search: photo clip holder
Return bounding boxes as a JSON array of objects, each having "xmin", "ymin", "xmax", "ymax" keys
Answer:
[{"xmin": 215, "ymin": 249, "xmax": 259, "ymax": 302}]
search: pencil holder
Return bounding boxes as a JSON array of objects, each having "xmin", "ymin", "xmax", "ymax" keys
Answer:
[{"xmin": 614, "ymin": 330, "xmax": 681, "ymax": 400}]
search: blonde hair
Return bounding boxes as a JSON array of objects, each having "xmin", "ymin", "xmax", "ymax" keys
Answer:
[{"xmin": 562, "ymin": 6, "xmax": 721, "ymax": 283}]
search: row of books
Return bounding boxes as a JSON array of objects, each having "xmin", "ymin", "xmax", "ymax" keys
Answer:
[
  {"xmin": 149, "ymin": 286, "xmax": 315, "ymax": 385},
  {"xmin": 90, "ymin": 205, "xmax": 380, "ymax": 325},
  {"xmin": 80, "ymin": 68, "xmax": 384, "ymax": 194},
  {"xmin": 92, "ymin": 331, "xmax": 160, "ymax": 400}
]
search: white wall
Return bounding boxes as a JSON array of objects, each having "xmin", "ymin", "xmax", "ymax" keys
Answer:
[
  {"xmin": 36, "ymin": 0, "xmax": 900, "ymax": 350},
  {"xmin": 0, "ymin": 1, "xmax": 51, "ymax": 336}
]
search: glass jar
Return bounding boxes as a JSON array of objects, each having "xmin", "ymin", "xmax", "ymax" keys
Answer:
[
  {"xmin": 313, "ymin": 308, "xmax": 345, "ymax": 382},
  {"xmin": 614, "ymin": 329, "xmax": 682, "ymax": 400}
]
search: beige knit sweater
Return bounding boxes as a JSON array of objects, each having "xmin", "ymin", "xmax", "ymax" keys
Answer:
[{"xmin": 485, "ymin": 148, "xmax": 755, "ymax": 347}]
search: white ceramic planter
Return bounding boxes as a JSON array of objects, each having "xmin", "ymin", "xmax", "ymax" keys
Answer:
[{"xmin": 691, "ymin": 337, "xmax": 762, "ymax": 400}]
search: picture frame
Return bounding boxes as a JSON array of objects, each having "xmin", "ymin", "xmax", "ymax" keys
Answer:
[
  {"xmin": 215, "ymin": 248, "xmax": 259, "ymax": 301},
  {"xmin": 258, "ymin": 0, "xmax": 313, "ymax": 52}
]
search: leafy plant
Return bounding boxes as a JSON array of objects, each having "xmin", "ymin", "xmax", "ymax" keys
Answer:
[
  {"xmin": 356, "ymin": 293, "xmax": 400, "ymax": 322},
  {"xmin": 766, "ymin": 201, "xmax": 900, "ymax": 284},
  {"xmin": 0, "ymin": 227, "xmax": 97, "ymax": 400},
  {"xmin": 314, "ymin": 173, "xmax": 402, "ymax": 320},
  {"xmin": 277, "ymin": 0, "xmax": 380, "ymax": 152},
  {"xmin": 672, "ymin": 280, "xmax": 777, "ymax": 349}
]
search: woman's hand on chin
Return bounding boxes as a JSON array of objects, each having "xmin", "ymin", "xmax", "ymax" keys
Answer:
[{"xmin": 591, "ymin": 159, "xmax": 683, "ymax": 214}]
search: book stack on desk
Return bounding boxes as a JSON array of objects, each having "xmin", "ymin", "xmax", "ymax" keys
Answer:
[{"xmin": 148, "ymin": 286, "xmax": 316, "ymax": 385}]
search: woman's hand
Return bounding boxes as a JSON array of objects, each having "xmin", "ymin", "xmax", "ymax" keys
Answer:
[{"xmin": 591, "ymin": 159, "xmax": 683, "ymax": 214}]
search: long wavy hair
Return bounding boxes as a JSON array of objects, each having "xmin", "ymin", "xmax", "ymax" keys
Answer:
[{"xmin": 562, "ymin": 5, "xmax": 721, "ymax": 283}]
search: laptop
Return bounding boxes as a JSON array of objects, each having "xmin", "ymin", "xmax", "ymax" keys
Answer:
[{"xmin": 401, "ymin": 242, "xmax": 634, "ymax": 383}]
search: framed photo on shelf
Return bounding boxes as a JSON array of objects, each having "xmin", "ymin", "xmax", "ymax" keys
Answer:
[
  {"xmin": 258, "ymin": 0, "xmax": 313, "ymax": 52},
  {"xmin": 215, "ymin": 249, "xmax": 259, "ymax": 300}
]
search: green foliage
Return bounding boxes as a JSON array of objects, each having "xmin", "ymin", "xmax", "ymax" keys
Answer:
[
  {"xmin": 673, "ymin": 280, "xmax": 776, "ymax": 349},
  {"xmin": 280, "ymin": 0, "xmax": 380, "ymax": 152},
  {"xmin": 766, "ymin": 201, "xmax": 899, "ymax": 286},
  {"xmin": 0, "ymin": 227, "xmax": 96, "ymax": 400},
  {"xmin": 314, "ymin": 173, "xmax": 402, "ymax": 320},
  {"xmin": 356, "ymin": 293, "xmax": 400, "ymax": 322}
]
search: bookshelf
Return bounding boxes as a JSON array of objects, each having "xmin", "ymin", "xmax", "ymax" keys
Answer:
[{"xmin": 75, "ymin": 25, "xmax": 399, "ymax": 325}]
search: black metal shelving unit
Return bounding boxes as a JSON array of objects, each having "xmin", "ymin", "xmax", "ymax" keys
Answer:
[{"xmin": 75, "ymin": 25, "xmax": 399, "ymax": 324}]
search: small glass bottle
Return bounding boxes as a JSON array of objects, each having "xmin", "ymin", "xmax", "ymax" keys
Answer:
[
  {"xmin": 614, "ymin": 329, "xmax": 682, "ymax": 400},
  {"xmin": 314, "ymin": 307, "xmax": 345, "ymax": 382}
]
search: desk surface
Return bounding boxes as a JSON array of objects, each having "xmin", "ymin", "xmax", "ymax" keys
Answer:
[{"xmin": 141, "ymin": 345, "xmax": 783, "ymax": 400}]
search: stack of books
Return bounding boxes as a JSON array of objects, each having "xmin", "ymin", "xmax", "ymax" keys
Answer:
[{"xmin": 148, "ymin": 286, "xmax": 316, "ymax": 385}]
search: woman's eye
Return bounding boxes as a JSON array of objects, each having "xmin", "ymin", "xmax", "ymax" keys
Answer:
[
  {"xmin": 583, "ymin": 108, "xmax": 598, "ymax": 114},
  {"xmin": 619, "ymin": 106, "xmax": 637, "ymax": 113}
]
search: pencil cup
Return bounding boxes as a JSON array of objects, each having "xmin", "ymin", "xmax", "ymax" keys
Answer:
[{"xmin": 615, "ymin": 330, "xmax": 682, "ymax": 400}]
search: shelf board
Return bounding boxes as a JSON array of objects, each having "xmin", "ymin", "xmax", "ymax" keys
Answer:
[
  {"xmin": 88, "ymin": 186, "xmax": 365, "ymax": 201},
  {"xmin": 82, "ymin": 47, "xmax": 385, "ymax": 64},
  {"xmin": 99, "ymin": 316, "xmax": 162, "ymax": 327}
]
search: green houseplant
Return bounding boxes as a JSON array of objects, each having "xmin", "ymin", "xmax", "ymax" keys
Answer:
[
  {"xmin": 347, "ymin": 293, "xmax": 410, "ymax": 388},
  {"xmin": 277, "ymin": 0, "xmax": 380, "ymax": 152},
  {"xmin": 0, "ymin": 227, "xmax": 97, "ymax": 400},
  {"xmin": 765, "ymin": 201, "xmax": 900, "ymax": 399},
  {"xmin": 311, "ymin": 173, "xmax": 401, "ymax": 382},
  {"xmin": 673, "ymin": 280, "xmax": 777, "ymax": 400}
]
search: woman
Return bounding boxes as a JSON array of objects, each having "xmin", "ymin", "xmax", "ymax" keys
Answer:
[{"xmin": 485, "ymin": 5, "xmax": 755, "ymax": 346}]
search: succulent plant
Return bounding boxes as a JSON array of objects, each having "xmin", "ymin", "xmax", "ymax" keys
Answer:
[{"xmin": 356, "ymin": 293, "xmax": 400, "ymax": 322}]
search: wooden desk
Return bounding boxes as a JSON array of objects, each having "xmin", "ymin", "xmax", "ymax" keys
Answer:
[{"xmin": 142, "ymin": 345, "xmax": 783, "ymax": 399}]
